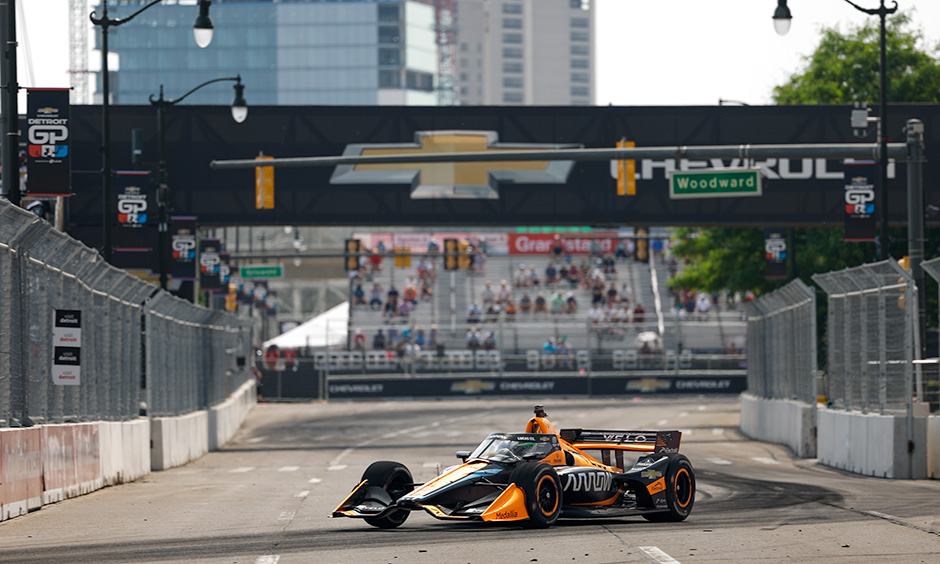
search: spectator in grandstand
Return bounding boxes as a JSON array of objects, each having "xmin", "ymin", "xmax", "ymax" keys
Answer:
[
  {"xmin": 519, "ymin": 292, "xmax": 533, "ymax": 314},
  {"xmin": 542, "ymin": 337, "xmax": 556, "ymax": 354},
  {"xmin": 386, "ymin": 283, "xmax": 399, "ymax": 305},
  {"xmin": 398, "ymin": 299, "xmax": 412, "ymax": 318},
  {"xmin": 420, "ymin": 278, "xmax": 434, "ymax": 301},
  {"xmin": 591, "ymin": 277, "xmax": 605, "ymax": 305},
  {"xmin": 567, "ymin": 262, "xmax": 580, "ymax": 288},
  {"xmin": 534, "ymin": 293, "xmax": 548, "ymax": 313},
  {"xmin": 402, "ymin": 279, "xmax": 418, "ymax": 305},
  {"xmin": 353, "ymin": 329, "xmax": 366, "ymax": 352},
  {"xmin": 565, "ymin": 291, "xmax": 578, "ymax": 314},
  {"xmin": 467, "ymin": 303, "xmax": 483, "ymax": 324},
  {"xmin": 590, "ymin": 239, "xmax": 602, "ymax": 258},
  {"xmin": 588, "ymin": 304, "xmax": 604, "ymax": 326},
  {"xmin": 633, "ymin": 303, "xmax": 646, "ymax": 326},
  {"xmin": 467, "ymin": 327, "xmax": 481, "ymax": 351},
  {"xmin": 554, "ymin": 336, "xmax": 572, "ymax": 369},
  {"xmin": 384, "ymin": 297, "xmax": 399, "ymax": 319},
  {"xmin": 428, "ymin": 325, "xmax": 439, "ymax": 349},
  {"xmin": 550, "ymin": 292, "xmax": 566, "ymax": 315},
  {"xmin": 606, "ymin": 282, "xmax": 619, "ymax": 306},
  {"xmin": 551, "ymin": 234, "xmax": 564, "ymax": 259},
  {"xmin": 483, "ymin": 331, "xmax": 497, "ymax": 350},
  {"xmin": 481, "ymin": 281, "xmax": 495, "ymax": 307},
  {"xmin": 505, "ymin": 298, "xmax": 517, "ymax": 321},
  {"xmin": 484, "ymin": 303, "xmax": 501, "ymax": 323},
  {"xmin": 602, "ymin": 254, "xmax": 617, "ymax": 278},
  {"xmin": 352, "ymin": 283, "xmax": 366, "ymax": 306},
  {"xmin": 427, "ymin": 239, "xmax": 439, "ymax": 254},
  {"xmin": 497, "ymin": 279, "xmax": 512, "ymax": 304},
  {"xmin": 559, "ymin": 262, "xmax": 569, "ymax": 284},
  {"xmin": 696, "ymin": 293, "xmax": 712, "ymax": 320},
  {"xmin": 514, "ymin": 264, "xmax": 528, "ymax": 288},
  {"xmin": 615, "ymin": 240, "xmax": 628, "ymax": 260},
  {"xmin": 369, "ymin": 284, "xmax": 383, "ymax": 310},
  {"xmin": 387, "ymin": 326, "xmax": 400, "ymax": 349},
  {"xmin": 527, "ymin": 265, "xmax": 540, "ymax": 288},
  {"xmin": 368, "ymin": 249, "xmax": 383, "ymax": 272},
  {"xmin": 372, "ymin": 329, "xmax": 387, "ymax": 350},
  {"xmin": 376, "ymin": 240, "xmax": 387, "ymax": 254},
  {"xmin": 545, "ymin": 262, "xmax": 558, "ymax": 287}
]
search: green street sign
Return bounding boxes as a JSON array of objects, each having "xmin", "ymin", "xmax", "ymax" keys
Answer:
[
  {"xmin": 669, "ymin": 169, "xmax": 762, "ymax": 199},
  {"xmin": 239, "ymin": 264, "xmax": 284, "ymax": 279}
]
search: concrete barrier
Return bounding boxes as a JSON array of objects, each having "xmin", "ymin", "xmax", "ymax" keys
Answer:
[
  {"xmin": 0, "ymin": 427, "xmax": 42, "ymax": 521},
  {"xmin": 209, "ymin": 379, "xmax": 258, "ymax": 451},
  {"xmin": 926, "ymin": 415, "xmax": 939, "ymax": 479},
  {"xmin": 817, "ymin": 408, "xmax": 928, "ymax": 479},
  {"xmin": 150, "ymin": 411, "xmax": 210, "ymax": 472},
  {"xmin": 739, "ymin": 393, "xmax": 816, "ymax": 458}
]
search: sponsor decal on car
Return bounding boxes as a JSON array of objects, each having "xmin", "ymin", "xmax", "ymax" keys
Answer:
[
  {"xmin": 647, "ymin": 478, "xmax": 666, "ymax": 495},
  {"xmin": 564, "ymin": 471, "xmax": 613, "ymax": 493},
  {"xmin": 641, "ymin": 469, "xmax": 662, "ymax": 480}
]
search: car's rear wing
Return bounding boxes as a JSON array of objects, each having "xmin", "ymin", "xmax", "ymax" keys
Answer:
[{"xmin": 559, "ymin": 428, "xmax": 681, "ymax": 455}]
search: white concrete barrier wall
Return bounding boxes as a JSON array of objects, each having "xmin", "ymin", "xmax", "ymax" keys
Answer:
[
  {"xmin": 739, "ymin": 393, "xmax": 816, "ymax": 458},
  {"xmin": 150, "ymin": 411, "xmax": 210, "ymax": 471},
  {"xmin": 817, "ymin": 408, "xmax": 928, "ymax": 479},
  {"xmin": 209, "ymin": 380, "xmax": 258, "ymax": 451},
  {"xmin": 925, "ymin": 415, "xmax": 938, "ymax": 479}
]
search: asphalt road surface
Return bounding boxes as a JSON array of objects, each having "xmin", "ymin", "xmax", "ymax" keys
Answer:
[{"xmin": 2, "ymin": 398, "xmax": 939, "ymax": 564}]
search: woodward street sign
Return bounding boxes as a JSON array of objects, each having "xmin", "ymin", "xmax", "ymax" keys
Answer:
[
  {"xmin": 669, "ymin": 169, "xmax": 762, "ymax": 199},
  {"xmin": 239, "ymin": 264, "xmax": 284, "ymax": 279}
]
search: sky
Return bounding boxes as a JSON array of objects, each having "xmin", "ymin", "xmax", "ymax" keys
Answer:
[{"xmin": 13, "ymin": 0, "xmax": 940, "ymax": 108}]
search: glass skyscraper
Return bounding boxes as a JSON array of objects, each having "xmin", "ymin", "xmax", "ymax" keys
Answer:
[{"xmin": 95, "ymin": 0, "xmax": 439, "ymax": 106}]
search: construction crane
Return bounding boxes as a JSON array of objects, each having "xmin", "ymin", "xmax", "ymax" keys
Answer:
[
  {"xmin": 434, "ymin": 0, "xmax": 457, "ymax": 106},
  {"xmin": 68, "ymin": 0, "xmax": 89, "ymax": 104}
]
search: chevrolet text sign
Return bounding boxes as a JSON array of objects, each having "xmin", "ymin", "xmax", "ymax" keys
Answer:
[{"xmin": 670, "ymin": 169, "xmax": 762, "ymax": 199}]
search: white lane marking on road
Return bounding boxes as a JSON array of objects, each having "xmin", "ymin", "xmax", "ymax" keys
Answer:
[
  {"xmin": 712, "ymin": 428, "xmax": 724, "ymax": 435},
  {"xmin": 278, "ymin": 466, "xmax": 300, "ymax": 472},
  {"xmin": 639, "ymin": 546, "xmax": 682, "ymax": 564},
  {"xmin": 751, "ymin": 457, "xmax": 780, "ymax": 465},
  {"xmin": 678, "ymin": 412, "xmax": 689, "ymax": 417},
  {"xmin": 230, "ymin": 467, "xmax": 255, "ymax": 473},
  {"xmin": 295, "ymin": 491, "xmax": 309, "ymax": 498},
  {"xmin": 422, "ymin": 462, "xmax": 439, "ymax": 468},
  {"xmin": 698, "ymin": 405, "xmax": 706, "ymax": 411},
  {"xmin": 328, "ymin": 465, "xmax": 348, "ymax": 471},
  {"xmin": 705, "ymin": 457, "xmax": 732, "ymax": 465},
  {"xmin": 277, "ymin": 512, "xmax": 295, "ymax": 520},
  {"xmin": 247, "ymin": 436, "xmax": 266, "ymax": 443},
  {"xmin": 256, "ymin": 556, "xmax": 280, "ymax": 564},
  {"xmin": 657, "ymin": 419, "xmax": 668, "ymax": 426},
  {"xmin": 308, "ymin": 478, "xmax": 322, "ymax": 484}
]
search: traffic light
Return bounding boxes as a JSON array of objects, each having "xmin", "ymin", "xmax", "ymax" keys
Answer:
[
  {"xmin": 458, "ymin": 239, "xmax": 471, "ymax": 269},
  {"xmin": 443, "ymin": 238, "xmax": 459, "ymax": 270},
  {"xmin": 255, "ymin": 154, "xmax": 274, "ymax": 209},
  {"xmin": 224, "ymin": 283, "xmax": 237, "ymax": 311},
  {"xmin": 394, "ymin": 247, "xmax": 411, "ymax": 268},
  {"xmin": 344, "ymin": 239, "xmax": 362, "ymax": 271}
]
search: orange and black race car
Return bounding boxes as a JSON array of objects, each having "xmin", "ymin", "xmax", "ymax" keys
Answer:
[{"xmin": 331, "ymin": 405, "xmax": 695, "ymax": 528}]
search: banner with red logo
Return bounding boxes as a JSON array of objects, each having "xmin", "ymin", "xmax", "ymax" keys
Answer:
[
  {"xmin": 170, "ymin": 216, "xmax": 198, "ymax": 281},
  {"xmin": 508, "ymin": 233, "xmax": 619, "ymax": 255},
  {"xmin": 843, "ymin": 161, "xmax": 877, "ymax": 242},
  {"xmin": 111, "ymin": 171, "xmax": 158, "ymax": 275},
  {"xmin": 199, "ymin": 238, "xmax": 223, "ymax": 291},
  {"xmin": 25, "ymin": 88, "xmax": 71, "ymax": 196}
]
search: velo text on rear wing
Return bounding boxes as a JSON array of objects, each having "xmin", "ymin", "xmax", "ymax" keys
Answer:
[{"xmin": 559, "ymin": 429, "xmax": 682, "ymax": 455}]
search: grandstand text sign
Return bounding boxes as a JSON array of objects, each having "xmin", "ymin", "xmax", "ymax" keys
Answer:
[{"xmin": 669, "ymin": 169, "xmax": 762, "ymax": 199}]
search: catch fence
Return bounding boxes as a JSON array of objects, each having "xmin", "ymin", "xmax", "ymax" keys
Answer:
[
  {"xmin": 813, "ymin": 260, "xmax": 920, "ymax": 414},
  {"xmin": 743, "ymin": 279, "xmax": 817, "ymax": 405},
  {"xmin": 0, "ymin": 199, "xmax": 253, "ymax": 426}
]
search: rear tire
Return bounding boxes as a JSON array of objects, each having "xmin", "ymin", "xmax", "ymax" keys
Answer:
[
  {"xmin": 643, "ymin": 454, "xmax": 695, "ymax": 522},
  {"xmin": 510, "ymin": 462, "xmax": 562, "ymax": 528},
  {"xmin": 361, "ymin": 461, "xmax": 413, "ymax": 529}
]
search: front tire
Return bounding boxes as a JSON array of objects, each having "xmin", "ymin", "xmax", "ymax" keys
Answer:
[
  {"xmin": 510, "ymin": 462, "xmax": 563, "ymax": 528},
  {"xmin": 643, "ymin": 454, "xmax": 695, "ymax": 522},
  {"xmin": 361, "ymin": 461, "xmax": 413, "ymax": 529}
]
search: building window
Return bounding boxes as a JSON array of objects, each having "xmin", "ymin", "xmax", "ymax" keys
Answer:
[
  {"xmin": 570, "ymin": 0, "xmax": 590, "ymax": 9},
  {"xmin": 571, "ymin": 72, "xmax": 589, "ymax": 83},
  {"xmin": 571, "ymin": 59, "xmax": 588, "ymax": 69},
  {"xmin": 379, "ymin": 48, "xmax": 401, "ymax": 65},
  {"xmin": 406, "ymin": 71, "xmax": 434, "ymax": 92},
  {"xmin": 503, "ymin": 3, "xmax": 522, "ymax": 14},
  {"xmin": 503, "ymin": 91, "xmax": 524, "ymax": 103},
  {"xmin": 379, "ymin": 26, "xmax": 401, "ymax": 44},
  {"xmin": 571, "ymin": 18, "xmax": 589, "ymax": 28},
  {"xmin": 503, "ymin": 47, "xmax": 523, "ymax": 58},
  {"xmin": 459, "ymin": 72, "xmax": 469, "ymax": 81},
  {"xmin": 503, "ymin": 33, "xmax": 523, "ymax": 44},
  {"xmin": 503, "ymin": 18, "xmax": 522, "ymax": 29},
  {"xmin": 571, "ymin": 86, "xmax": 589, "ymax": 96},
  {"xmin": 378, "ymin": 5, "xmax": 400, "ymax": 22},
  {"xmin": 570, "ymin": 30, "xmax": 589, "ymax": 42},
  {"xmin": 503, "ymin": 76, "xmax": 523, "ymax": 88},
  {"xmin": 571, "ymin": 44, "xmax": 589, "ymax": 56},
  {"xmin": 379, "ymin": 70, "xmax": 401, "ymax": 88},
  {"xmin": 460, "ymin": 42, "xmax": 469, "ymax": 52},
  {"xmin": 503, "ymin": 62, "xmax": 523, "ymax": 73}
]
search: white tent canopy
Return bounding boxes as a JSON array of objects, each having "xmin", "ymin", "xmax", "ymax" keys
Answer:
[{"xmin": 262, "ymin": 301, "xmax": 349, "ymax": 350}]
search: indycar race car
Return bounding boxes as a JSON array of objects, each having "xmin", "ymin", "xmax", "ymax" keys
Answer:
[{"xmin": 331, "ymin": 405, "xmax": 695, "ymax": 528}]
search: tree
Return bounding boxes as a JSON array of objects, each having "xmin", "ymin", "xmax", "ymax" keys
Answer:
[{"xmin": 670, "ymin": 13, "xmax": 940, "ymax": 298}]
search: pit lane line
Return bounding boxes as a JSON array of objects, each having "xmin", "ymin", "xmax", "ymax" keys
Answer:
[{"xmin": 639, "ymin": 546, "xmax": 682, "ymax": 563}]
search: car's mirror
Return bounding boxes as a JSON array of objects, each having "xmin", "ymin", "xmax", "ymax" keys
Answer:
[{"xmin": 456, "ymin": 450, "xmax": 470, "ymax": 462}]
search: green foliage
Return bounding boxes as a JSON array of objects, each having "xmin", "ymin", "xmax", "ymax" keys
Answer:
[{"xmin": 773, "ymin": 13, "xmax": 940, "ymax": 104}]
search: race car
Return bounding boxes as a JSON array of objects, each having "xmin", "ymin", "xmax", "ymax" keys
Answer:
[{"xmin": 331, "ymin": 405, "xmax": 695, "ymax": 528}]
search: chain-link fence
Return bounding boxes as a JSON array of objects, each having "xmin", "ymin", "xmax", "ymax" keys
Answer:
[
  {"xmin": 0, "ymin": 200, "xmax": 253, "ymax": 427},
  {"xmin": 743, "ymin": 279, "xmax": 817, "ymax": 405},
  {"xmin": 813, "ymin": 260, "xmax": 919, "ymax": 414}
]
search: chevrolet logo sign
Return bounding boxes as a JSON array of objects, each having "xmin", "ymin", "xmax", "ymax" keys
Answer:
[
  {"xmin": 451, "ymin": 379, "xmax": 496, "ymax": 394},
  {"xmin": 330, "ymin": 130, "xmax": 581, "ymax": 199},
  {"xmin": 626, "ymin": 378, "xmax": 671, "ymax": 393},
  {"xmin": 641, "ymin": 469, "xmax": 662, "ymax": 480}
]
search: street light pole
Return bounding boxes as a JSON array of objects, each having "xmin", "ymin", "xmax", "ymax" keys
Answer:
[
  {"xmin": 151, "ymin": 76, "xmax": 247, "ymax": 290},
  {"xmin": 90, "ymin": 0, "xmax": 215, "ymax": 264}
]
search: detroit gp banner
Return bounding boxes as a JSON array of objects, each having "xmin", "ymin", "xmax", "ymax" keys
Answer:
[
  {"xmin": 26, "ymin": 88, "xmax": 71, "ymax": 197},
  {"xmin": 170, "ymin": 216, "xmax": 198, "ymax": 280},
  {"xmin": 764, "ymin": 229, "xmax": 787, "ymax": 280},
  {"xmin": 111, "ymin": 171, "xmax": 158, "ymax": 276},
  {"xmin": 843, "ymin": 161, "xmax": 877, "ymax": 242},
  {"xmin": 199, "ymin": 238, "xmax": 223, "ymax": 291}
]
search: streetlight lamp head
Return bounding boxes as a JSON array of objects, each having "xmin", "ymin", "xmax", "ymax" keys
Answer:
[
  {"xmin": 231, "ymin": 78, "xmax": 248, "ymax": 123},
  {"xmin": 773, "ymin": 0, "xmax": 792, "ymax": 36},
  {"xmin": 193, "ymin": 0, "xmax": 214, "ymax": 48}
]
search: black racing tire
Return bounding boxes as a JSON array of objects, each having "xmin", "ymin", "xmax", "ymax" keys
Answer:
[
  {"xmin": 361, "ymin": 461, "xmax": 413, "ymax": 529},
  {"xmin": 510, "ymin": 462, "xmax": 563, "ymax": 528},
  {"xmin": 643, "ymin": 454, "xmax": 695, "ymax": 522}
]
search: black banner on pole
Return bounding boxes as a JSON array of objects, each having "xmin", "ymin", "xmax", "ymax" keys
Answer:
[
  {"xmin": 170, "ymin": 216, "xmax": 198, "ymax": 280},
  {"xmin": 111, "ymin": 171, "xmax": 158, "ymax": 276},
  {"xmin": 843, "ymin": 161, "xmax": 877, "ymax": 242},
  {"xmin": 199, "ymin": 238, "xmax": 223, "ymax": 290},
  {"xmin": 764, "ymin": 228, "xmax": 787, "ymax": 280},
  {"xmin": 25, "ymin": 88, "xmax": 71, "ymax": 197}
]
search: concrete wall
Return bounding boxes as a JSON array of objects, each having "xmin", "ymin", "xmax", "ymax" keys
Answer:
[
  {"xmin": 817, "ymin": 408, "xmax": 928, "ymax": 479},
  {"xmin": 739, "ymin": 393, "xmax": 817, "ymax": 458},
  {"xmin": 1, "ymin": 380, "xmax": 256, "ymax": 522},
  {"xmin": 927, "ymin": 415, "xmax": 939, "ymax": 479}
]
